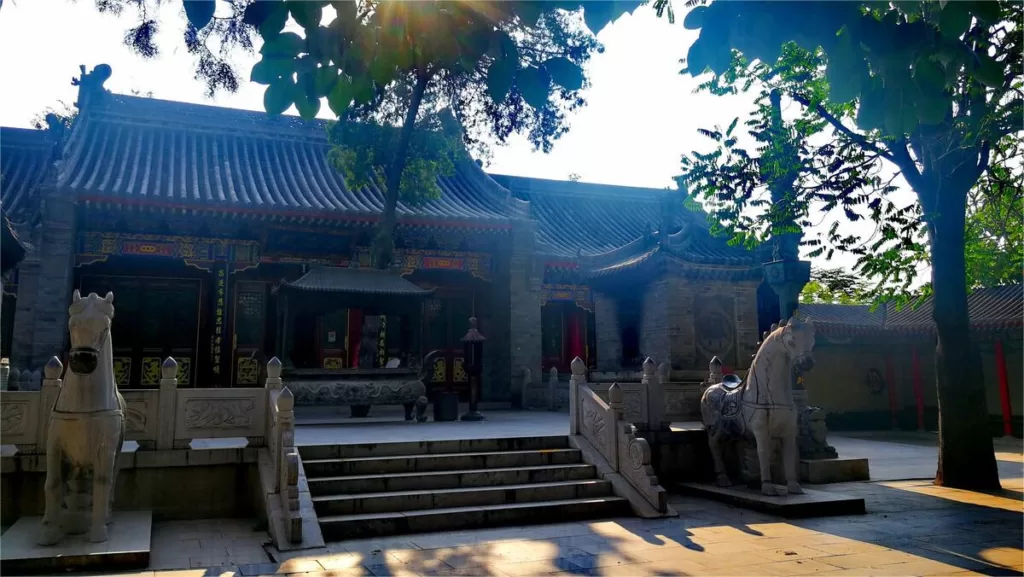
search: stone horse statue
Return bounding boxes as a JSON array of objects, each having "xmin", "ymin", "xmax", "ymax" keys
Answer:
[
  {"xmin": 39, "ymin": 291, "xmax": 126, "ymax": 545},
  {"xmin": 700, "ymin": 316, "xmax": 816, "ymax": 496}
]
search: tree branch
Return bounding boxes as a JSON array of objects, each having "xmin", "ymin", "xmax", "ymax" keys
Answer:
[{"xmin": 789, "ymin": 92, "xmax": 895, "ymax": 162}]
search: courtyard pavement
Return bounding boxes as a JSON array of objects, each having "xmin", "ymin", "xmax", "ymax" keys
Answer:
[{"xmin": 20, "ymin": 415, "xmax": 1024, "ymax": 577}]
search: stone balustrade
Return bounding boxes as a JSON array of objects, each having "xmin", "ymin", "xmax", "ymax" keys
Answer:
[
  {"xmin": 568, "ymin": 357, "xmax": 668, "ymax": 514},
  {"xmin": 0, "ymin": 355, "xmax": 302, "ymax": 543}
]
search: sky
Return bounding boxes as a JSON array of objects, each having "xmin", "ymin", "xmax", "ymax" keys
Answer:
[{"xmin": 0, "ymin": 0, "xmax": 912, "ymax": 277}]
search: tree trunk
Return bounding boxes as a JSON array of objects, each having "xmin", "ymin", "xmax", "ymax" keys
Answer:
[
  {"xmin": 929, "ymin": 178, "xmax": 1001, "ymax": 490},
  {"xmin": 371, "ymin": 72, "xmax": 431, "ymax": 270}
]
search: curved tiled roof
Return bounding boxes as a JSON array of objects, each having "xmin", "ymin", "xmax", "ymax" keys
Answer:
[
  {"xmin": 491, "ymin": 174, "xmax": 688, "ymax": 257},
  {"xmin": 491, "ymin": 174, "xmax": 756, "ymax": 269},
  {"xmin": 58, "ymin": 93, "xmax": 514, "ymax": 227},
  {"xmin": 800, "ymin": 285, "xmax": 1024, "ymax": 335},
  {"xmin": 0, "ymin": 127, "xmax": 53, "ymax": 221},
  {"xmin": 280, "ymin": 267, "xmax": 434, "ymax": 296}
]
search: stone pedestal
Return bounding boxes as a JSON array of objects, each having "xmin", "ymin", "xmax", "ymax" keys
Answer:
[
  {"xmin": 676, "ymin": 482, "xmax": 865, "ymax": 518},
  {"xmin": 800, "ymin": 457, "xmax": 871, "ymax": 484},
  {"xmin": 0, "ymin": 511, "xmax": 152, "ymax": 574}
]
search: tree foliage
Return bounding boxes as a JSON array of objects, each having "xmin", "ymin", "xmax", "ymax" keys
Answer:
[
  {"xmin": 800, "ymin": 268, "xmax": 870, "ymax": 305},
  {"xmin": 676, "ymin": 0, "xmax": 1021, "ymax": 490},
  {"xmin": 964, "ymin": 136, "xmax": 1023, "ymax": 290},
  {"xmin": 92, "ymin": 0, "xmax": 647, "ymax": 267}
]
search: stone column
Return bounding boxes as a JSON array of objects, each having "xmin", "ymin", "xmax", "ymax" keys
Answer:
[
  {"xmin": 763, "ymin": 258, "xmax": 810, "ymax": 322},
  {"xmin": 507, "ymin": 220, "xmax": 541, "ymax": 403},
  {"xmin": 593, "ymin": 290, "xmax": 621, "ymax": 371},
  {"xmin": 10, "ymin": 245, "xmax": 41, "ymax": 368},
  {"xmin": 28, "ymin": 189, "xmax": 78, "ymax": 368}
]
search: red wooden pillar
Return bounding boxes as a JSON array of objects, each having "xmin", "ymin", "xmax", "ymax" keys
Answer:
[
  {"xmin": 912, "ymin": 346, "xmax": 924, "ymax": 431},
  {"xmin": 995, "ymin": 339, "xmax": 1013, "ymax": 437},
  {"xmin": 885, "ymin": 354, "xmax": 898, "ymax": 429}
]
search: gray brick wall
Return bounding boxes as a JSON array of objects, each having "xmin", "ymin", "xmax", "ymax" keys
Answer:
[
  {"xmin": 507, "ymin": 221, "xmax": 541, "ymax": 402},
  {"xmin": 28, "ymin": 191, "xmax": 77, "ymax": 367},
  {"xmin": 594, "ymin": 290, "xmax": 621, "ymax": 371},
  {"xmin": 10, "ymin": 255, "xmax": 41, "ymax": 367}
]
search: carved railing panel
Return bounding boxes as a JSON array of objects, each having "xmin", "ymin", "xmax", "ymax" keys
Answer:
[
  {"xmin": 173, "ymin": 388, "xmax": 268, "ymax": 445},
  {"xmin": 577, "ymin": 386, "xmax": 616, "ymax": 467},
  {"xmin": 122, "ymin": 390, "xmax": 160, "ymax": 443},
  {"xmin": 1, "ymin": 391, "xmax": 40, "ymax": 448},
  {"xmin": 663, "ymin": 382, "xmax": 703, "ymax": 423},
  {"xmin": 617, "ymin": 422, "xmax": 668, "ymax": 512},
  {"xmin": 588, "ymin": 383, "xmax": 648, "ymax": 426}
]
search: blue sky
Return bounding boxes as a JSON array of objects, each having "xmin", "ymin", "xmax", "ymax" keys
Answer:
[{"xmin": 0, "ymin": 0, "xmax": 916, "ymax": 277}]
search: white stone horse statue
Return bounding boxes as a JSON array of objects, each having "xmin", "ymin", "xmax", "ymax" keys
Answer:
[
  {"xmin": 39, "ymin": 290, "xmax": 126, "ymax": 545},
  {"xmin": 700, "ymin": 316, "xmax": 816, "ymax": 496}
]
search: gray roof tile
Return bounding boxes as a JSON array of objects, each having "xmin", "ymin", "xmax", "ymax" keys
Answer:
[{"xmin": 281, "ymin": 267, "xmax": 434, "ymax": 296}]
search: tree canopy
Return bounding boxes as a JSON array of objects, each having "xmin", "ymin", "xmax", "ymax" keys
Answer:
[{"xmin": 677, "ymin": 0, "xmax": 1021, "ymax": 490}]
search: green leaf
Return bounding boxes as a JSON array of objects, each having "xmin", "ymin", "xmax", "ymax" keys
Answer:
[
  {"xmin": 583, "ymin": 2, "xmax": 614, "ymax": 34},
  {"xmin": 183, "ymin": 1, "xmax": 215, "ymax": 30},
  {"xmin": 543, "ymin": 57, "xmax": 584, "ymax": 91},
  {"xmin": 856, "ymin": 80, "xmax": 885, "ymax": 131},
  {"xmin": 683, "ymin": 6, "xmax": 707, "ymax": 30},
  {"xmin": 351, "ymin": 74, "xmax": 374, "ymax": 105},
  {"xmin": 972, "ymin": 54, "xmax": 1004, "ymax": 88},
  {"xmin": 294, "ymin": 93, "xmax": 321, "ymax": 120},
  {"xmin": 314, "ymin": 66, "xmax": 339, "ymax": 97},
  {"xmin": 826, "ymin": 28, "xmax": 861, "ymax": 103},
  {"xmin": 251, "ymin": 57, "xmax": 293, "ymax": 85},
  {"xmin": 327, "ymin": 75, "xmax": 353, "ymax": 117},
  {"xmin": 369, "ymin": 58, "xmax": 396, "ymax": 87},
  {"xmin": 261, "ymin": 32, "xmax": 305, "ymax": 57},
  {"xmin": 938, "ymin": 3, "xmax": 972, "ymax": 38},
  {"xmin": 970, "ymin": 0, "xmax": 1001, "ymax": 24},
  {"xmin": 517, "ymin": 66, "xmax": 551, "ymax": 109},
  {"xmin": 264, "ymin": 80, "xmax": 295, "ymax": 116},
  {"xmin": 289, "ymin": 2, "xmax": 323, "ymax": 31},
  {"xmin": 257, "ymin": 2, "xmax": 289, "ymax": 37},
  {"xmin": 686, "ymin": 39, "xmax": 709, "ymax": 75},
  {"xmin": 487, "ymin": 57, "xmax": 516, "ymax": 103}
]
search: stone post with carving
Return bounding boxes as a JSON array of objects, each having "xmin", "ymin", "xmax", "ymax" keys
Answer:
[
  {"xmin": 568, "ymin": 357, "xmax": 586, "ymax": 435},
  {"xmin": 641, "ymin": 358, "xmax": 666, "ymax": 431},
  {"xmin": 154, "ymin": 357, "xmax": 178, "ymax": 450},
  {"xmin": 37, "ymin": 357, "xmax": 63, "ymax": 453},
  {"xmin": 607, "ymin": 382, "xmax": 624, "ymax": 470}
]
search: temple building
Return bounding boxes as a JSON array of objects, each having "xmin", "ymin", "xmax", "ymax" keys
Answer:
[{"xmin": 0, "ymin": 66, "xmax": 775, "ymax": 403}]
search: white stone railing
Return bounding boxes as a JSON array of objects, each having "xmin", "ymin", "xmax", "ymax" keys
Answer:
[
  {"xmin": 0, "ymin": 354, "xmax": 302, "ymax": 543},
  {"xmin": 568, "ymin": 357, "xmax": 668, "ymax": 514}
]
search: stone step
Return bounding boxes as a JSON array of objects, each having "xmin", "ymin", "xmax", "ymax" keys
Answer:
[
  {"xmin": 307, "ymin": 463, "xmax": 598, "ymax": 496},
  {"xmin": 312, "ymin": 479, "xmax": 613, "ymax": 516},
  {"xmin": 299, "ymin": 436, "xmax": 569, "ymax": 461},
  {"xmin": 318, "ymin": 497, "xmax": 630, "ymax": 541},
  {"xmin": 303, "ymin": 448, "xmax": 582, "ymax": 478}
]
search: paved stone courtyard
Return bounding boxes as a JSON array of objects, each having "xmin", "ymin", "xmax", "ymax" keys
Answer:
[{"xmin": 60, "ymin": 431, "xmax": 1022, "ymax": 577}]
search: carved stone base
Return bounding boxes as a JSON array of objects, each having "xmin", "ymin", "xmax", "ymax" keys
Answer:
[
  {"xmin": 800, "ymin": 457, "xmax": 870, "ymax": 484},
  {"xmin": 676, "ymin": 482, "xmax": 865, "ymax": 518},
  {"xmin": 0, "ymin": 510, "xmax": 152, "ymax": 574}
]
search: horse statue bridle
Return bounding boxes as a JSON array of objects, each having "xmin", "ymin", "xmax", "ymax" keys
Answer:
[{"xmin": 68, "ymin": 327, "xmax": 110, "ymax": 376}]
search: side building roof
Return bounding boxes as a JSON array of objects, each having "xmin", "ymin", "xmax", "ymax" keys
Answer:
[
  {"xmin": 491, "ymin": 174, "xmax": 759, "ymax": 274},
  {"xmin": 799, "ymin": 285, "xmax": 1024, "ymax": 336},
  {"xmin": 0, "ymin": 127, "xmax": 55, "ymax": 223}
]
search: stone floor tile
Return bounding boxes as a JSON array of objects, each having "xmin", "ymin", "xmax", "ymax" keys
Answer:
[
  {"xmin": 273, "ymin": 558, "xmax": 326, "ymax": 574},
  {"xmin": 806, "ymin": 541, "xmax": 893, "ymax": 556},
  {"xmin": 874, "ymin": 558, "xmax": 978, "ymax": 576},
  {"xmin": 315, "ymin": 552, "xmax": 366, "ymax": 571},
  {"xmin": 237, "ymin": 562, "xmax": 283, "ymax": 576},
  {"xmin": 363, "ymin": 563, "xmax": 423, "ymax": 577},
  {"xmin": 751, "ymin": 544, "xmax": 840, "ymax": 562},
  {"xmin": 760, "ymin": 558, "xmax": 848, "ymax": 575},
  {"xmin": 492, "ymin": 558, "xmax": 587, "ymax": 576},
  {"xmin": 820, "ymin": 550, "xmax": 925, "ymax": 570}
]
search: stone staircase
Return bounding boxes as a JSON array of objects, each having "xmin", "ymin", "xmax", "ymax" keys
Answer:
[{"xmin": 299, "ymin": 436, "xmax": 629, "ymax": 540}]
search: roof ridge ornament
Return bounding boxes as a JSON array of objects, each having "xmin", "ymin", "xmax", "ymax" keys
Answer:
[{"xmin": 71, "ymin": 64, "xmax": 112, "ymax": 111}]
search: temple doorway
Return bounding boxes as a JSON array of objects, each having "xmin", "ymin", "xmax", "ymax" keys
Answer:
[
  {"xmin": 541, "ymin": 301, "xmax": 594, "ymax": 373},
  {"xmin": 78, "ymin": 275, "xmax": 202, "ymax": 387}
]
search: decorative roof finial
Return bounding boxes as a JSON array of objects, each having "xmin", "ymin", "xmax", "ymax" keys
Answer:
[{"xmin": 71, "ymin": 64, "xmax": 112, "ymax": 110}]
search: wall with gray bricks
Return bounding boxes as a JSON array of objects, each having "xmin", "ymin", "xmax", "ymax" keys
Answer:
[
  {"xmin": 27, "ymin": 191, "xmax": 77, "ymax": 368},
  {"xmin": 507, "ymin": 221, "xmax": 542, "ymax": 404}
]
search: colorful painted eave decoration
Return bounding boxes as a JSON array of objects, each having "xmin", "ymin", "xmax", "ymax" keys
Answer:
[
  {"xmin": 76, "ymin": 232, "xmax": 260, "ymax": 272},
  {"xmin": 355, "ymin": 248, "xmax": 494, "ymax": 282},
  {"xmin": 541, "ymin": 284, "xmax": 593, "ymax": 311}
]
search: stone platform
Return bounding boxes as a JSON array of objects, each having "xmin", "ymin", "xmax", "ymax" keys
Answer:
[
  {"xmin": 800, "ymin": 456, "xmax": 870, "ymax": 484},
  {"xmin": 675, "ymin": 482, "xmax": 866, "ymax": 518},
  {"xmin": 0, "ymin": 510, "xmax": 152, "ymax": 574}
]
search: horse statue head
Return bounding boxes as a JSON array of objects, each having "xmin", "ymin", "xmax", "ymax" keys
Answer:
[
  {"xmin": 67, "ymin": 290, "xmax": 114, "ymax": 376},
  {"xmin": 778, "ymin": 314, "xmax": 816, "ymax": 373}
]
